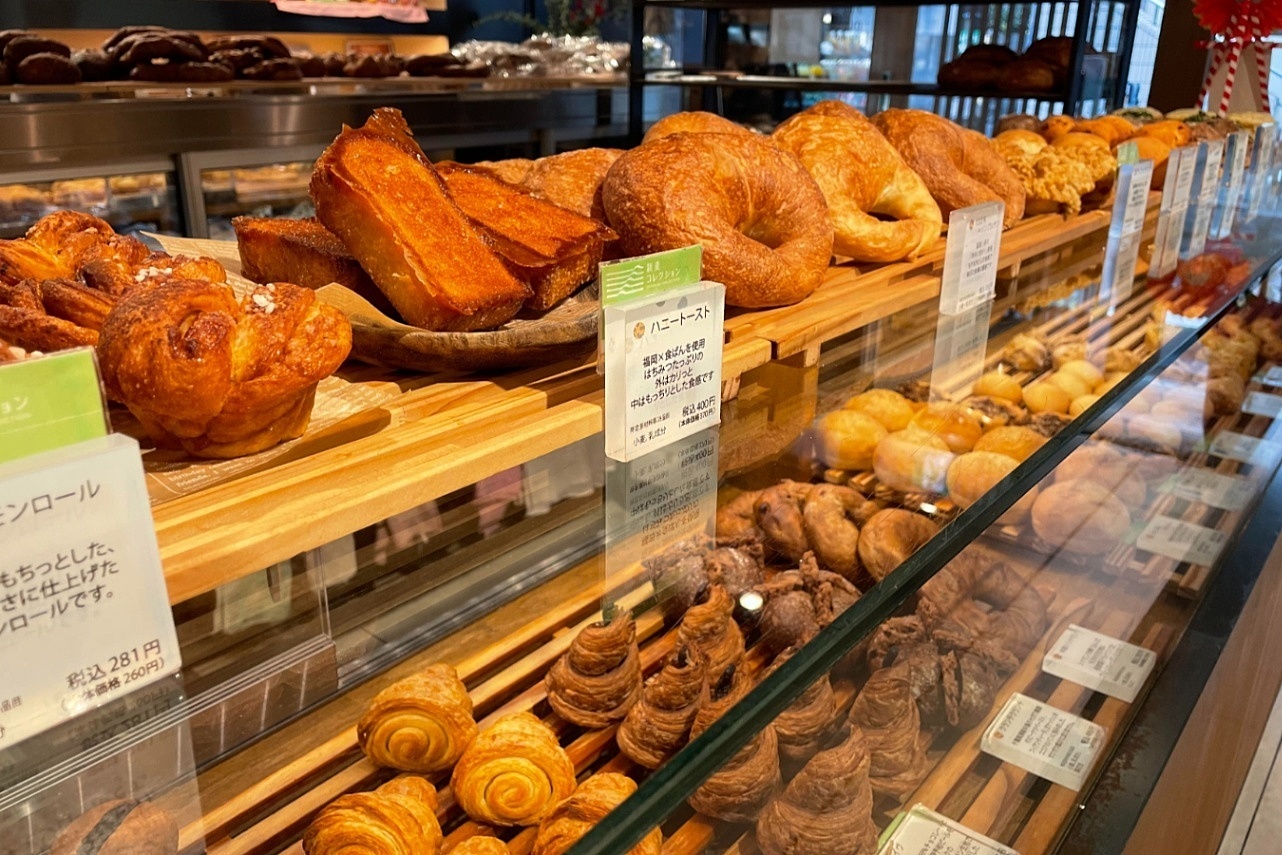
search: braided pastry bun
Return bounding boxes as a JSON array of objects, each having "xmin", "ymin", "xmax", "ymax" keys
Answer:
[
  {"xmin": 688, "ymin": 666, "xmax": 781, "ymax": 823},
  {"xmin": 602, "ymin": 131, "xmax": 833, "ymax": 308},
  {"xmin": 677, "ymin": 585, "xmax": 745, "ymax": 681},
  {"xmin": 617, "ymin": 644, "xmax": 708, "ymax": 769},
  {"xmin": 546, "ymin": 612, "xmax": 642, "ymax": 729},
  {"xmin": 532, "ymin": 773, "xmax": 661, "ymax": 855},
  {"xmin": 773, "ymin": 101, "xmax": 942, "ymax": 263},
  {"xmin": 97, "ymin": 278, "xmax": 351, "ymax": 458},
  {"xmin": 303, "ymin": 776, "xmax": 443, "ymax": 855},
  {"xmin": 357, "ymin": 663, "xmax": 478, "ymax": 773},
  {"xmin": 450, "ymin": 712, "xmax": 577, "ymax": 827}
]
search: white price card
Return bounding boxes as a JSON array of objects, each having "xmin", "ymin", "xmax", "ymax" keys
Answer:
[
  {"xmin": 939, "ymin": 201, "xmax": 1004, "ymax": 315},
  {"xmin": 877, "ymin": 804, "xmax": 1019, "ymax": 855},
  {"xmin": 1207, "ymin": 430, "xmax": 1282, "ymax": 466},
  {"xmin": 1150, "ymin": 146, "xmax": 1197, "ymax": 279},
  {"xmin": 1253, "ymin": 123, "xmax": 1277, "ymax": 173},
  {"xmin": 0, "ymin": 434, "xmax": 181, "ymax": 747},
  {"xmin": 1102, "ymin": 231, "xmax": 1142, "ymax": 310},
  {"xmin": 1214, "ymin": 131, "xmax": 1250, "ymax": 239},
  {"xmin": 1259, "ymin": 365, "xmax": 1282, "ymax": 386},
  {"xmin": 1118, "ymin": 158, "xmax": 1155, "ymax": 236},
  {"xmin": 1043, "ymin": 624, "xmax": 1157, "ymax": 703},
  {"xmin": 1243, "ymin": 391, "xmax": 1282, "ymax": 417},
  {"xmin": 1137, "ymin": 514, "xmax": 1229, "ymax": 566},
  {"xmin": 1185, "ymin": 140, "xmax": 1224, "ymax": 258},
  {"xmin": 1164, "ymin": 468, "xmax": 1256, "ymax": 510},
  {"xmin": 603, "ymin": 281, "xmax": 725, "ymax": 462},
  {"xmin": 982, "ymin": 693, "xmax": 1106, "ymax": 791}
]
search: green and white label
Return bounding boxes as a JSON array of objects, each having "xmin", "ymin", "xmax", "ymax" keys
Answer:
[
  {"xmin": 0, "ymin": 349, "xmax": 109, "ymax": 465},
  {"xmin": 599, "ymin": 245, "xmax": 703, "ymax": 306}
]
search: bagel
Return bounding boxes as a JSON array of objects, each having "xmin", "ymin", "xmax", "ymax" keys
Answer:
[
  {"xmin": 858, "ymin": 508, "xmax": 940, "ymax": 580},
  {"xmin": 602, "ymin": 131, "xmax": 834, "ymax": 308},
  {"xmin": 643, "ymin": 110, "xmax": 754, "ymax": 143}
]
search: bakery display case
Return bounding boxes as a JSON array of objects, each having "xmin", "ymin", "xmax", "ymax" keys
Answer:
[{"xmin": 0, "ymin": 168, "xmax": 180, "ymax": 238}]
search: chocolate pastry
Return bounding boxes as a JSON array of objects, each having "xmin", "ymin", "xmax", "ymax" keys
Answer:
[
  {"xmin": 716, "ymin": 489, "xmax": 763, "ymax": 540},
  {"xmin": 644, "ymin": 534, "xmax": 712, "ymax": 622},
  {"xmin": 688, "ymin": 666, "xmax": 781, "ymax": 822},
  {"xmin": 101, "ymin": 26, "xmax": 170, "ymax": 53},
  {"xmin": 4, "ymin": 35, "xmax": 70, "ymax": 70},
  {"xmin": 72, "ymin": 49, "xmax": 113, "ymax": 81},
  {"xmin": 407, "ymin": 53, "xmax": 463, "ymax": 76},
  {"xmin": 755, "ymin": 552, "xmax": 861, "ymax": 654},
  {"xmin": 322, "ymin": 52, "xmax": 348, "ymax": 76},
  {"xmin": 545, "ymin": 611, "xmax": 642, "ymax": 729},
  {"xmin": 209, "ymin": 48, "xmax": 267, "ymax": 72},
  {"xmin": 532, "ymin": 773, "xmax": 661, "ymax": 855},
  {"xmin": 242, "ymin": 58, "xmax": 304, "ymax": 81},
  {"xmin": 116, "ymin": 33, "xmax": 206, "ymax": 67},
  {"xmin": 982, "ymin": 585, "xmax": 1048, "ymax": 658},
  {"xmin": 677, "ymin": 584, "xmax": 745, "ymax": 680},
  {"xmin": 766, "ymin": 648, "xmax": 841, "ymax": 765},
  {"xmin": 0, "ymin": 30, "xmax": 31, "ymax": 56},
  {"xmin": 756, "ymin": 481, "xmax": 811, "ymax": 561},
  {"xmin": 385, "ymin": 54, "xmax": 407, "ymax": 75},
  {"xmin": 755, "ymin": 725, "xmax": 879, "ymax": 855},
  {"xmin": 885, "ymin": 641, "xmax": 947, "ymax": 725},
  {"xmin": 1026, "ymin": 411, "xmax": 1072, "ymax": 437},
  {"xmin": 298, "ymin": 54, "xmax": 327, "ymax": 77},
  {"xmin": 866, "ymin": 615, "xmax": 927, "ymax": 670},
  {"xmin": 345, "ymin": 55, "xmax": 386, "ymax": 78},
  {"xmin": 848, "ymin": 670, "xmax": 928, "ymax": 799},
  {"xmin": 915, "ymin": 548, "xmax": 1021, "ymax": 627},
  {"xmin": 941, "ymin": 650, "xmax": 1007, "ymax": 730},
  {"xmin": 205, "ymin": 34, "xmax": 291, "ymax": 59},
  {"xmin": 130, "ymin": 61, "xmax": 235, "ymax": 83},
  {"xmin": 704, "ymin": 536, "xmax": 766, "ymax": 598},
  {"xmin": 617, "ymin": 644, "xmax": 708, "ymax": 769},
  {"xmin": 15, "ymin": 53, "xmax": 81, "ymax": 85},
  {"xmin": 304, "ymin": 776, "xmax": 443, "ymax": 855}
]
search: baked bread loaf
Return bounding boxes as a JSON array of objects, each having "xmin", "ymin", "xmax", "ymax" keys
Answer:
[
  {"xmin": 603, "ymin": 131, "xmax": 834, "ymax": 307},
  {"xmin": 232, "ymin": 216, "xmax": 389, "ymax": 307},
  {"xmin": 532, "ymin": 773, "xmax": 661, "ymax": 855},
  {"xmin": 303, "ymin": 777, "xmax": 443, "ymax": 855},
  {"xmin": 772, "ymin": 100, "xmax": 942, "ymax": 262},
  {"xmin": 49, "ymin": 799, "xmax": 179, "ymax": 855},
  {"xmin": 97, "ymin": 278, "xmax": 352, "ymax": 458},
  {"xmin": 436, "ymin": 163, "xmax": 615, "ymax": 310},
  {"xmin": 1031, "ymin": 479, "xmax": 1131, "ymax": 554},
  {"xmin": 357, "ymin": 663, "xmax": 478, "ymax": 773},
  {"xmin": 872, "ymin": 109, "xmax": 1026, "ymax": 228},
  {"xmin": 311, "ymin": 108, "xmax": 531, "ymax": 330},
  {"xmin": 872, "ymin": 429, "xmax": 956, "ymax": 494},
  {"xmin": 842, "ymin": 388, "xmax": 917, "ymax": 431},
  {"xmin": 478, "ymin": 149, "xmax": 623, "ymax": 221},
  {"xmin": 451, "ymin": 712, "xmax": 577, "ymax": 826},
  {"xmin": 815, "ymin": 409, "xmax": 888, "ymax": 471},
  {"xmin": 545, "ymin": 611, "xmax": 642, "ymax": 728},
  {"xmin": 643, "ymin": 110, "xmax": 754, "ymax": 142}
]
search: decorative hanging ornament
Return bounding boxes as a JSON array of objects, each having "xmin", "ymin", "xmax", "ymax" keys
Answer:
[{"xmin": 1195, "ymin": 0, "xmax": 1281, "ymax": 114}]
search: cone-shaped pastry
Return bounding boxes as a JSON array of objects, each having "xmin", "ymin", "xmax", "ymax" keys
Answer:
[
  {"xmin": 766, "ymin": 648, "xmax": 840, "ymax": 765},
  {"xmin": 451, "ymin": 712, "xmax": 577, "ymax": 827},
  {"xmin": 451, "ymin": 837, "xmax": 511, "ymax": 854},
  {"xmin": 303, "ymin": 776, "xmax": 443, "ymax": 855},
  {"xmin": 755, "ymin": 725, "xmax": 879, "ymax": 855},
  {"xmin": 688, "ymin": 666, "xmax": 781, "ymax": 823},
  {"xmin": 546, "ymin": 612, "xmax": 642, "ymax": 729},
  {"xmin": 848, "ymin": 670, "xmax": 928, "ymax": 800},
  {"xmin": 617, "ymin": 644, "xmax": 709, "ymax": 769},
  {"xmin": 357, "ymin": 663, "xmax": 478, "ymax": 773},
  {"xmin": 531, "ymin": 772, "xmax": 662, "ymax": 855},
  {"xmin": 677, "ymin": 585, "xmax": 745, "ymax": 680}
]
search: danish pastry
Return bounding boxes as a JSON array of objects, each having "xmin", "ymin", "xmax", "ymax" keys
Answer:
[
  {"xmin": 303, "ymin": 777, "xmax": 443, "ymax": 855},
  {"xmin": 617, "ymin": 644, "xmax": 708, "ymax": 769},
  {"xmin": 450, "ymin": 712, "xmax": 576, "ymax": 827},
  {"xmin": 357, "ymin": 663, "xmax": 478, "ymax": 773},
  {"xmin": 532, "ymin": 773, "xmax": 661, "ymax": 855},
  {"xmin": 688, "ymin": 667, "xmax": 781, "ymax": 822}
]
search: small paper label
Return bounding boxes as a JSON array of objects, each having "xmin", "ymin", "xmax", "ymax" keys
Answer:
[
  {"xmin": 1043, "ymin": 624, "xmax": 1157, "ymax": 703},
  {"xmin": 982, "ymin": 693, "xmax": 1106, "ymax": 791},
  {"xmin": 1120, "ymin": 159, "xmax": 1154, "ymax": 236},
  {"xmin": 1185, "ymin": 140, "xmax": 1224, "ymax": 257},
  {"xmin": 1207, "ymin": 430, "xmax": 1281, "ymax": 466},
  {"xmin": 1164, "ymin": 468, "xmax": 1255, "ymax": 510},
  {"xmin": 1103, "ymin": 231, "xmax": 1142, "ymax": 309},
  {"xmin": 1116, "ymin": 140, "xmax": 1139, "ymax": 165},
  {"xmin": 1243, "ymin": 391, "xmax": 1282, "ymax": 417},
  {"xmin": 1260, "ymin": 365, "xmax": 1282, "ymax": 386},
  {"xmin": 1199, "ymin": 139, "xmax": 1226, "ymax": 203},
  {"xmin": 1151, "ymin": 147, "xmax": 1196, "ymax": 279},
  {"xmin": 1214, "ymin": 131, "xmax": 1250, "ymax": 238},
  {"xmin": 1253, "ymin": 123, "xmax": 1276, "ymax": 173},
  {"xmin": 1170, "ymin": 145, "xmax": 1198, "ymax": 210},
  {"xmin": 599, "ymin": 245, "xmax": 702, "ymax": 306},
  {"xmin": 940, "ymin": 201, "xmax": 1004, "ymax": 315},
  {"xmin": 0, "ymin": 350, "xmax": 109, "ymax": 466},
  {"xmin": 877, "ymin": 804, "xmax": 1019, "ymax": 855},
  {"xmin": 1137, "ymin": 514, "xmax": 1229, "ymax": 565}
]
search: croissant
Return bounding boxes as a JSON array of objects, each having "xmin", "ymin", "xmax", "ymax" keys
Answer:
[
  {"xmin": 531, "ymin": 773, "xmax": 661, "ymax": 855},
  {"xmin": 677, "ymin": 585, "xmax": 745, "ymax": 682},
  {"xmin": 872, "ymin": 109, "xmax": 1026, "ymax": 229},
  {"xmin": 848, "ymin": 671, "xmax": 928, "ymax": 800},
  {"xmin": 96, "ymin": 278, "xmax": 352, "ymax": 458},
  {"xmin": 303, "ymin": 776, "xmax": 443, "ymax": 855},
  {"xmin": 755, "ymin": 726, "xmax": 879, "ymax": 855},
  {"xmin": 616, "ymin": 644, "xmax": 708, "ymax": 769},
  {"xmin": 773, "ymin": 101, "xmax": 942, "ymax": 263},
  {"xmin": 688, "ymin": 666, "xmax": 781, "ymax": 823},
  {"xmin": 545, "ymin": 612, "xmax": 642, "ymax": 729},
  {"xmin": 450, "ymin": 837, "xmax": 511, "ymax": 855},
  {"xmin": 478, "ymin": 148, "xmax": 623, "ymax": 222},
  {"xmin": 450, "ymin": 712, "xmax": 577, "ymax": 827},
  {"xmin": 765, "ymin": 648, "xmax": 840, "ymax": 765},
  {"xmin": 358, "ymin": 663, "xmax": 478, "ymax": 773}
]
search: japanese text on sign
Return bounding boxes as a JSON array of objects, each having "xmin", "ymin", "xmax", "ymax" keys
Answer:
[
  {"xmin": 939, "ymin": 201, "xmax": 1004, "ymax": 316},
  {"xmin": 982, "ymin": 693, "xmax": 1105, "ymax": 791}
]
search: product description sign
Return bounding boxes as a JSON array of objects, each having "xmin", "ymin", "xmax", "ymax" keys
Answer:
[
  {"xmin": 1213, "ymin": 130, "xmax": 1250, "ymax": 239},
  {"xmin": 1206, "ymin": 430, "xmax": 1282, "ymax": 467},
  {"xmin": 0, "ymin": 435, "xmax": 181, "ymax": 747},
  {"xmin": 1163, "ymin": 468, "xmax": 1255, "ymax": 510},
  {"xmin": 1150, "ymin": 146, "xmax": 1197, "ymax": 279},
  {"xmin": 0, "ymin": 350, "xmax": 109, "ymax": 466},
  {"xmin": 1102, "ymin": 158, "xmax": 1154, "ymax": 309},
  {"xmin": 877, "ymin": 804, "xmax": 1019, "ymax": 855},
  {"xmin": 939, "ymin": 201, "xmax": 1004, "ymax": 315},
  {"xmin": 1043, "ymin": 624, "xmax": 1156, "ymax": 703},
  {"xmin": 1246, "ymin": 123, "xmax": 1277, "ymax": 221},
  {"xmin": 982, "ymin": 693, "xmax": 1106, "ymax": 791},
  {"xmin": 1242, "ymin": 391, "xmax": 1282, "ymax": 418},
  {"xmin": 1185, "ymin": 139, "xmax": 1224, "ymax": 258},
  {"xmin": 1137, "ymin": 514, "xmax": 1229, "ymax": 566}
]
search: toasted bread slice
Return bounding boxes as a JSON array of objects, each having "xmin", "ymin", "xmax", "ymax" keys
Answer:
[
  {"xmin": 310, "ymin": 108, "xmax": 531, "ymax": 331},
  {"xmin": 436, "ymin": 164, "xmax": 615, "ymax": 312}
]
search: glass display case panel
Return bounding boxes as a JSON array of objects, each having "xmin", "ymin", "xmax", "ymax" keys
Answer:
[
  {"xmin": 0, "ymin": 170, "xmax": 179, "ymax": 239},
  {"xmin": 201, "ymin": 161, "xmax": 315, "ymax": 241}
]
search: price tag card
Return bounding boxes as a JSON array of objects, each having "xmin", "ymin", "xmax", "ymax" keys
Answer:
[
  {"xmin": 603, "ymin": 280, "xmax": 725, "ymax": 462},
  {"xmin": 877, "ymin": 804, "xmax": 1019, "ymax": 855},
  {"xmin": 1116, "ymin": 158, "xmax": 1155, "ymax": 237},
  {"xmin": 1168, "ymin": 144, "xmax": 1198, "ymax": 211},
  {"xmin": 1207, "ymin": 430, "xmax": 1282, "ymax": 466},
  {"xmin": 1243, "ymin": 391, "xmax": 1282, "ymax": 417},
  {"xmin": 0, "ymin": 350, "xmax": 109, "ymax": 466},
  {"xmin": 1214, "ymin": 131, "xmax": 1250, "ymax": 239},
  {"xmin": 1043, "ymin": 624, "xmax": 1157, "ymax": 703},
  {"xmin": 0, "ymin": 434, "xmax": 181, "ymax": 747},
  {"xmin": 1137, "ymin": 514, "xmax": 1229, "ymax": 565},
  {"xmin": 1253, "ymin": 122, "xmax": 1276, "ymax": 174},
  {"xmin": 1260, "ymin": 365, "xmax": 1282, "ymax": 386},
  {"xmin": 1163, "ymin": 468, "xmax": 1255, "ymax": 510},
  {"xmin": 1102, "ymin": 231, "xmax": 1142, "ymax": 310},
  {"xmin": 1150, "ymin": 147, "xmax": 1196, "ymax": 278},
  {"xmin": 1185, "ymin": 140, "xmax": 1224, "ymax": 258},
  {"xmin": 939, "ymin": 201, "xmax": 1004, "ymax": 315},
  {"xmin": 982, "ymin": 693, "xmax": 1106, "ymax": 791}
]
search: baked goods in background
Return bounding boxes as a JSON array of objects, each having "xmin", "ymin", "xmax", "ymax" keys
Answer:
[
  {"xmin": 763, "ymin": 646, "xmax": 841, "ymax": 764},
  {"xmin": 531, "ymin": 773, "xmax": 662, "ymax": 855},
  {"xmin": 356, "ymin": 662, "xmax": 478, "ymax": 773},
  {"xmin": 1133, "ymin": 119, "xmax": 1193, "ymax": 149},
  {"xmin": 545, "ymin": 611, "xmax": 643, "ymax": 728},
  {"xmin": 1030, "ymin": 479, "xmax": 1132, "ymax": 554},
  {"xmin": 617, "ymin": 644, "xmax": 708, "ymax": 768},
  {"xmin": 872, "ymin": 109, "xmax": 1026, "ymax": 228},
  {"xmin": 602, "ymin": 124, "xmax": 834, "ymax": 308},
  {"xmin": 857, "ymin": 509, "xmax": 940, "ymax": 580},
  {"xmin": 303, "ymin": 776, "xmax": 443, "ymax": 855},
  {"xmin": 48, "ymin": 799, "xmax": 179, "ymax": 855},
  {"xmin": 974, "ymin": 425, "xmax": 1047, "ymax": 461},
  {"xmin": 815, "ymin": 409, "xmax": 888, "ymax": 471},
  {"xmin": 872, "ymin": 429, "xmax": 955, "ymax": 494},
  {"xmin": 754, "ymin": 553, "xmax": 862, "ymax": 653},
  {"xmin": 849, "ymin": 669, "xmax": 929, "ymax": 798},
  {"xmin": 772, "ymin": 100, "xmax": 943, "ymax": 263},
  {"xmin": 476, "ymin": 148, "xmax": 624, "ymax": 222},
  {"xmin": 843, "ymin": 387, "xmax": 918, "ymax": 431},
  {"xmin": 450, "ymin": 711, "xmax": 577, "ymax": 826},
  {"xmin": 678, "ymin": 584, "xmax": 746, "ymax": 679},
  {"xmin": 310, "ymin": 108, "xmax": 532, "ymax": 331}
]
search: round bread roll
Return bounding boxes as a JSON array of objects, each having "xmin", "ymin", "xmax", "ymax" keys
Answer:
[
  {"xmin": 1023, "ymin": 381, "xmax": 1070, "ymax": 414},
  {"xmin": 1070, "ymin": 394, "xmax": 1101, "ymax": 416},
  {"xmin": 995, "ymin": 129, "xmax": 1048, "ymax": 157},
  {"xmin": 858, "ymin": 508, "xmax": 940, "ymax": 580},
  {"xmin": 50, "ymin": 800, "xmax": 179, "ymax": 855},
  {"xmin": 1058, "ymin": 359, "xmax": 1104, "ymax": 388},
  {"xmin": 973, "ymin": 425, "xmax": 1047, "ymax": 461},
  {"xmin": 843, "ymin": 388, "xmax": 916, "ymax": 431},
  {"xmin": 909, "ymin": 402, "xmax": 983, "ymax": 453},
  {"xmin": 873, "ymin": 429, "xmax": 956, "ymax": 494},
  {"xmin": 1053, "ymin": 442, "xmax": 1122, "ymax": 482},
  {"xmin": 946, "ymin": 451, "xmax": 1036, "ymax": 524},
  {"xmin": 1126, "ymin": 414, "xmax": 1183, "ymax": 453},
  {"xmin": 1040, "ymin": 115, "xmax": 1076, "ymax": 142},
  {"xmin": 973, "ymin": 370, "xmax": 1023, "ymax": 404},
  {"xmin": 815, "ymin": 410, "xmax": 889, "ymax": 471},
  {"xmin": 1052, "ymin": 131, "xmax": 1111, "ymax": 152},
  {"xmin": 998, "ymin": 58, "xmax": 1056, "ymax": 91},
  {"xmin": 1046, "ymin": 370, "xmax": 1092, "ymax": 401},
  {"xmin": 1031, "ymin": 479, "xmax": 1131, "ymax": 554}
]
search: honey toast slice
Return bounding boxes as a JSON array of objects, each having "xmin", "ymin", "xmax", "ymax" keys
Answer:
[
  {"xmin": 310, "ymin": 108, "xmax": 531, "ymax": 331},
  {"xmin": 437, "ymin": 163, "xmax": 616, "ymax": 312}
]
